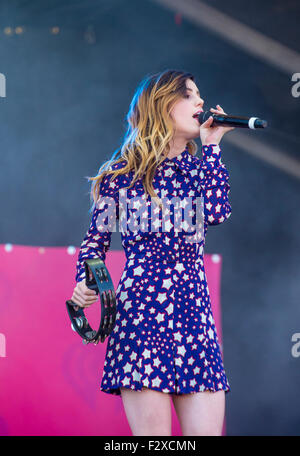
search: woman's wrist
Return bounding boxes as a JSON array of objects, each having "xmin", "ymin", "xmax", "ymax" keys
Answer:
[{"xmin": 201, "ymin": 144, "xmax": 222, "ymax": 166}]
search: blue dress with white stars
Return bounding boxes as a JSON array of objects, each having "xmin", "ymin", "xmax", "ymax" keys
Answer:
[{"xmin": 75, "ymin": 143, "xmax": 232, "ymax": 396}]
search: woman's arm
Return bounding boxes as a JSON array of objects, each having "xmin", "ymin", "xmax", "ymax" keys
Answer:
[
  {"xmin": 196, "ymin": 104, "xmax": 234, "ymax": 227},
  {"xmin": 75, "ymin": 173, "xmax": 119, "ymax": 283},
  {"xmin": 198, "ymin": 143, "xmax": 232, "ymax": 226}
]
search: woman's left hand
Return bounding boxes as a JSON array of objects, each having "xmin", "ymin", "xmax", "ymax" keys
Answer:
[{"xmin": 199, "ymin": 104, "xmax": 235, "ymax": 146}]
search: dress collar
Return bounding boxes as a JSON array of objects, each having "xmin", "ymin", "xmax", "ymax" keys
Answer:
[{"xmin": 161, "ymin": 146, "xmax": 194, "ymax": 174}]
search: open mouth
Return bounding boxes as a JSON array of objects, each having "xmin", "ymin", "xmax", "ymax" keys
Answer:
[{"xmin": 192, "ymin": 109, "xmax": 203, "ymax": 118}]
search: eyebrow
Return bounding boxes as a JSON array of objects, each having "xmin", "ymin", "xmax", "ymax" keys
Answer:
[{"xmin": 186, "ymin": 88, "xmax": 200, "ymax": 96}]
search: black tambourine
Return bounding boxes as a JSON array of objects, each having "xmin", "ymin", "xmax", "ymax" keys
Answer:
[{"xmin": 66, "ymin": 258, "xmax": 117, "ymax": 345}]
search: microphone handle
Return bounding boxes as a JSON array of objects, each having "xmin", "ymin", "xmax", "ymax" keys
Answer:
[{"xmin": 199, "ymin": 111, "xmax": 267, "ymax": 129}]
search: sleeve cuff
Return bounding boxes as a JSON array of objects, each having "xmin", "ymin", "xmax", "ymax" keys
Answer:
[{"xmin": 202, "ymin": 144, "xmax": 222, "ymax": 165}]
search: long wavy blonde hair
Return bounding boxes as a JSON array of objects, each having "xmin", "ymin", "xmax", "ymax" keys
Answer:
[{"xmin": 87, "ymin": 69, "xmax": 198, "ymax": 212}]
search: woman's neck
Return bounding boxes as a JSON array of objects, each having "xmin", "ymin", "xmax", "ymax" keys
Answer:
[{"xmin": 166, "ymin": 139, "xmax": 188, "ymax": 159}]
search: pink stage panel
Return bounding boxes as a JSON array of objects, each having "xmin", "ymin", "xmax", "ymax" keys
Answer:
[{"xmin": 0, "ymin": 244, "xmax": 226, "ymax": 436}]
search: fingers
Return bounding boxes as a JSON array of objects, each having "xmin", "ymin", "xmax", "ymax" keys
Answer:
[
  {"xmin": 210, "ymin": 105, "xmax": 235, "ymax": 132},
  {"xmin": 202, "ymin": 104, "xmax": 226, "ymax": 124},
  {"xmin": 77, "ymin": 283, "xmax": 97, "ymax": 301},
  {"xmin": 210, "ymin": 104, "xmax": 227, "ymax": 115},
  {"xmin": 201, "ymin": 115, "xmax": 214, "ymax": 126},
  {"xmin": 71, "ymin": 294, "xmax": 87, "ymax": 308},
  {"xmin": 72, "ymin": 296, "xmax": 97, "ymax": 309},
  {"xmin": 71, "ymin": 282, "xmax": 98, "ymax": 308},
  {"xmin": 80, "ymin": 281, "xmax": 97, "ymax": 296}
]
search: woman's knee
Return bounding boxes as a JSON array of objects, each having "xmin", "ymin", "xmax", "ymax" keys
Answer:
[
  {"xmin": 172, "ymin": 389, "xmax": 225, "ymax": 436},
  {"xmin": 120, "ymin": 387, "xmax": 172, "ymax": 436}
]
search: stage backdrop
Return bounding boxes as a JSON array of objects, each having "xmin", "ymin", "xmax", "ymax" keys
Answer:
[{"xmin": 0, "ymin": 244, "xmax": 226, "ymax": 436}]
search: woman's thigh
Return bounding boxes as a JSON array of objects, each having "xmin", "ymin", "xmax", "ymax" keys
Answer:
[
  {"xmin": 120, "ymin": 387, "xmax": 172, "ymax": 436},
  {"xmin": 171, "ymin": 389, "xmax": 225, "ymax": 436}
]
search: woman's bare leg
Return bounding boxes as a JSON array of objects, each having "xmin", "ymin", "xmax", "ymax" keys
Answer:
[
  {"xmin": 171, "ymin": 389, "xmax": 225, "ymax": 436},
  {"xmin": 120, "ymin": 387, "xmax": 172, "ymax": 436}
]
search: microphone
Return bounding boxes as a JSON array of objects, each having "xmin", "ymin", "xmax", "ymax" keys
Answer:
[{"xmin": 195, "ymin": 110, "xmax": 268, "ymax": 129}]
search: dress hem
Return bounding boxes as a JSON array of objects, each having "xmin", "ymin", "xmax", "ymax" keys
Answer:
[{"xmin": 99, "ymin": 382, "xmax": 231, "ymax": 396}]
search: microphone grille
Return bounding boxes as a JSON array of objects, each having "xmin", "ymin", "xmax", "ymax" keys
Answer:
[{"xmin": 198, "ymin": 111, "xmax": 211, "ymax": 124}]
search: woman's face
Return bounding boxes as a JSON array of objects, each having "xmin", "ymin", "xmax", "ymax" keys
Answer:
[{"xmin": 170, "ymin": 78, "xmax": 204, "ymax": 140}]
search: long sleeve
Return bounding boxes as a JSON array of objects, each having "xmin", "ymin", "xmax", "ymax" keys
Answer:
[
  {"xmin": 198, "ymin": 143, "xmax": 232, "ymax": 226},
  {"xmin": 75, "ymin": 172, "xmax": 120, "ymax": 283}
]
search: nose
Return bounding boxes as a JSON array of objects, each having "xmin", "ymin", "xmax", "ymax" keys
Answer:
[{"xmin": 196, "ymin": 96, "xmax": 204, "ymax": 107}]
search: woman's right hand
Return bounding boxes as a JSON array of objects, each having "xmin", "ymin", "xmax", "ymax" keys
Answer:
[
  {"xmin": 70, "ymin": 280, "xmax": 98, "ymax": 308},
  {"xmin": 199, "ymin": 104, "xmax": 235, "ymax": 146}
]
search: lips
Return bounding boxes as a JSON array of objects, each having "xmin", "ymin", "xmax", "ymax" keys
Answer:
[{"xmin": 192, "ymin": 109, "xmax": 203, "ymax": 118}]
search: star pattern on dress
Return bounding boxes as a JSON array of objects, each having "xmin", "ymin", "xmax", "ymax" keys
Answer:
[{"xmin": 75, "ymin": 143, "xmax": 232, "ymax": 396}]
